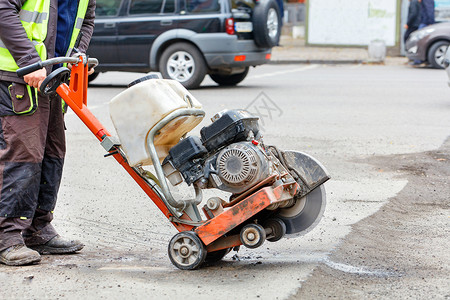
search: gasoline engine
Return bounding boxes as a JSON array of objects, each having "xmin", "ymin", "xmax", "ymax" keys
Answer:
[{"xmin": 162, "ymin": 110, "xmax": 271, "ymax": 193}]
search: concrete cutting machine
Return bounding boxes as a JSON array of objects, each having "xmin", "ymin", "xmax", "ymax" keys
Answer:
[{"xmin": 17, "ymin": 55, "xmax": 330, "ymax": 270}]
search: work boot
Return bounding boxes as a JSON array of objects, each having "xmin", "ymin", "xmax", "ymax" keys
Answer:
[
  {"xmin": 28, "ymin": 235, "xmax": 84, "ymax": 255},
  {"xmin": 0, "ymin": 244, "xmax": 41, "ymax": 266}
]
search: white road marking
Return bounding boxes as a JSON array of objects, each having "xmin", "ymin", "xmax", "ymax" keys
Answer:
[
  {"xmin": 323, "ymin": 258, "xmax": 394, "ymax": 277},
  {"xmin": 248, "ymin": 64, "xmax": 319, "ymax": 79}
]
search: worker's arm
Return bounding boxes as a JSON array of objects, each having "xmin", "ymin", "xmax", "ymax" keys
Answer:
[
  {"xmin": 0, "ymin": 0, "xmax": 46, "ymax": 88},
  {"xmin": 72, "ymin": 0, "xmax": 96, "ymax": 55},
  {"xmin": 0, "ymin": 0, "xmax": 42, "ymax": 68}
]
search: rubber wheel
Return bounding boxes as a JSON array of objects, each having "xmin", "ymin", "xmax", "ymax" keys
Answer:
[
  {"xmin": 264, "ymin": 218, "xmax": 286, "ymax": 242},
  {"xmin": 427, "ymin": 40, "xmax": 450, "ymax": 69},
  {"xmin": 209, "ymin": 67, "xmax": 249, "ymax": 86},
  {"xmin": 252, "ymin": 0, "xmax": 281, "ymax": 48},
  {"xmin": 168, "ymin": 231, "xmax": 207, "ymax": 270},
  {"xmin": 88, "ymin": 72, "xmax": 99, "ymax": 83},
  {"xmin": 204, "ymin": 248, "xmax": 231, "ymax": 264},
  {"xmin": 159, "ymin": 42, "xmax": 207, "ymax": 89},
  {"xmin": 240, "ymin": 224, "xmax": 266, "ymax": 249}
]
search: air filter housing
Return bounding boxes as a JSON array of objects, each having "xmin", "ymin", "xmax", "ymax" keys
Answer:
[{"xmin": 213, "ymin": 142, "xmax": 270, "ymax": 194}]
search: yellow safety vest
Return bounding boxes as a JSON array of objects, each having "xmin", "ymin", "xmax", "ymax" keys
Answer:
[{"xmin": 0, "ymin": 0, "xmax": 90, "ymax": 72}]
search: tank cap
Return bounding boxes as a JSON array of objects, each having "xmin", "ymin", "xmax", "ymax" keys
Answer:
[{"xmin": 127, "ymin": 72, "xmax": 163, "ymax": 88}]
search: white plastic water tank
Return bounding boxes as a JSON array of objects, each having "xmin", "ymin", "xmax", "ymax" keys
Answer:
[{"xmin": 109, "ymin": 79, "xmax": 203, "ymax": 167}]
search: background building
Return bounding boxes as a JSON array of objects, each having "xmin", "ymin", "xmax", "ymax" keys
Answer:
[{"xmin": 281, "ymin": 0, "xmax": 450, "ymax": 56}]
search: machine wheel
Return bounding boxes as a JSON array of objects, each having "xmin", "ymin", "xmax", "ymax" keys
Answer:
[
  {"xmin": 264, "ymin": 218, "xmax": 286, "ymax": 242},
  {"xmin": 88, "ymin": 71, "xmax": 99, "ymax": 83},
  {"xmin": 275, "ymin": 184, "xmax": 326, "ymax": 237},
  {"xmin": 209, "ymin": 67, "xmax": 249, "ymax": 86},
  {"xmin": 168, "ymin": 231, "xmax": 207, "ymax": 270},
  {"xmin": 427, "ymin": 40, "xmax": 450, "ymax": 69},
  {"xmin": 159, "ymin": 42, "xmax": 207, "ymax": 89},
  {"xmin": 204, "ymin": 248, "xmax": 231, "ymax": 264},
  {"xmin": 240, "ymin": 224, "xmax": 266, "ymax": 249},
  {"xmin": 252, "ymin": 0, "xmax": 281, "ymax": 48}
]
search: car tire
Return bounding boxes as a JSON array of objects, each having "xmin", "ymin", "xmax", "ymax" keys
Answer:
[
  {"xmin": 209, "ymin": 67, "xmax": 249, "ymax": 86},
  {"xmin": 252, "ymin": 0, "xmax": 281, "ymax": 48},
  {"xmin": 159, "ymin": 42, "xmax": 207, "ymax": 89},
  {"xmin": 427, "ymin": 40, "xmax": 450, "ymax": 69},
  {"xmin": 88, "ymin": 72, "xmax": 99, "ymax": 83}
]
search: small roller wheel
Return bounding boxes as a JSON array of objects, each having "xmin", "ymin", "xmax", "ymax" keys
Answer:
[
  {"xmin": 240, "ymin": 224, "xmax": 266, "ymax": 249},
  {"xmin": 264, "ymin": 218, "xmax": 286, "ymax": 242},
  {"xmin": 168, "ymin": 231, "xmax": 207, "ymax": 270}
]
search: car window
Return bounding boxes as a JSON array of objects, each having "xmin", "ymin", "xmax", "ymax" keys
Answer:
[
  {"xmin": 129, "ymin": 0, "xmax": 176, "ymax": 14},
  {"xmin": 163, "ymin": 0, "xmax": 176, "ymax": 13},
  {"xmin": 96, "ymin": 0, "xmax": 122, "ymax": 16},
  {"xmin": 185, "ymin": 0, "xmax": 220, "ymax": 13}
]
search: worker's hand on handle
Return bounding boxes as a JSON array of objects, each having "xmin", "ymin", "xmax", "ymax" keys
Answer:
[
  {"xmin": 23, "ymin": 68, "xmax": 47, "ymax": 90},
  {"xmin": 67, "ymin": 63, "xmax": 95, "ymax": 75}
]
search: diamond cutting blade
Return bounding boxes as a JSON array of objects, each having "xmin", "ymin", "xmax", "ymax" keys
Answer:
[{"xmin": 275, "ymin": 184, "xmax": 326, "ymax": 237}]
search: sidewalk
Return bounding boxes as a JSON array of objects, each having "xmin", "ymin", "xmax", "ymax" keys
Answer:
[{"xmin": 270, "ymin": 36, "xmax": 406, "ymax": 65}]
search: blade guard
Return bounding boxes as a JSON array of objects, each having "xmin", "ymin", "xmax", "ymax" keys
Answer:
[
  {"xmin": 282, "ymin": 150, "xmax": 330, "ymax": 198},
  {"xmin": 275, "ymin": 150, "xmax": 330, "ymax": 237}
]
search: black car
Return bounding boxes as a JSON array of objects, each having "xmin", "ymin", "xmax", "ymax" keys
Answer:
[{"xmin": 87, "ymin": 0, "xmax": 281, "ymax": 88}]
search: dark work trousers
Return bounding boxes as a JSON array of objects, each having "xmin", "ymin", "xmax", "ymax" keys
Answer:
[{"xmin": 0, "ymin": 80, "xmax": 65, "ymax": 251}]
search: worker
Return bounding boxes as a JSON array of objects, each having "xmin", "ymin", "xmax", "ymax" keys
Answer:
[{"xmin": 0, "ymin": 0, "xmax": 96, "ymax": 266}]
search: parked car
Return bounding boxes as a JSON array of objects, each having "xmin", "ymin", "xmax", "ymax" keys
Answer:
[
  {"xmin": 405, "ymin": 22, "xmax": 450, "ymax": 69},
  {"xmin": 87, "ymin": 0, "xmax": 282, "ymax": 88}
]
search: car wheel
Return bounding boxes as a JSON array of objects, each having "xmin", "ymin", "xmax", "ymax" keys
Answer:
[
  {"xmin": 252, "ymin": 0, "xmax": 281, "ymax": 48},
  {"xmin": 159, "ymin": 42, "xmax": 207, "ymax": 89},
  {"xmin": 427, "ymin": 40, "xmax": 450, "ymax": 69},
  {"xmin": 209, "ymin": 67, "xmax": 249, "ymax": 86},
  {"xmin": 88, "ymin": 72, "xmax": 99, "ymax": 83}
]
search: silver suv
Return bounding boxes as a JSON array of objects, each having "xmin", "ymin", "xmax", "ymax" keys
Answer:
[{"xmin": 87, "ymin": 0, "xmax": 282, "ymax": 88}]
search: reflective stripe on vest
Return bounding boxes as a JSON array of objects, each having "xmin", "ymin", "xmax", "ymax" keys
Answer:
[
  {"xmin": 0, "ymin": 0, "xmax": 90, "ymax": 72},
  {"xmin": 0, "ymin": 0, "xmax": 50, "ymax": 72}
]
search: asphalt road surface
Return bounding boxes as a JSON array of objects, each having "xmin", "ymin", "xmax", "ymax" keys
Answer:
[{"xmin": 1, "ymin": 63, "xmax": 449, "ymax": 299}]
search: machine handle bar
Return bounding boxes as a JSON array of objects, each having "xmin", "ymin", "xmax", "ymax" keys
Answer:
[{"xmin": 16, "ymin": 56, "xmax": 99, "ymax": 77}]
